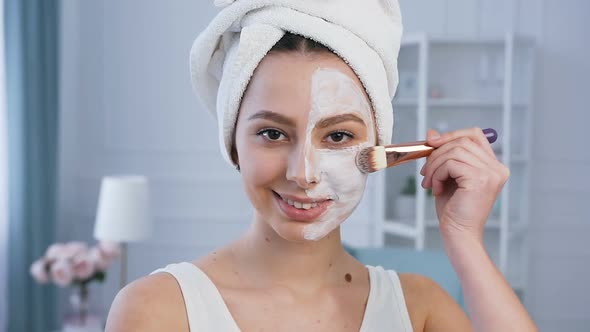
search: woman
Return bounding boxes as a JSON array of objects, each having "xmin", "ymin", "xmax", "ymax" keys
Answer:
[{"xmin": 106, "ymin": 1, "xmax": 537, "ymax": 331}]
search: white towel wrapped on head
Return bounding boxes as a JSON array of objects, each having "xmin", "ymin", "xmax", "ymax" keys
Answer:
[{"xmin": 190, "ymin": 0, "xmax": 403, "ymax": 166}]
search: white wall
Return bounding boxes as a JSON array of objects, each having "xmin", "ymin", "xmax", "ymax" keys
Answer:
[
  {"xmin": 524, "ymin": 1, "xmax": 590, "ymax": 330},
  {"xmin": 58, "ymin": 0, "xmax": 590, "ymax": 330}
]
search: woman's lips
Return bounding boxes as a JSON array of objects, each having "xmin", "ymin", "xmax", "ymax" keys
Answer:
[{"xmin": 273, "ymin": 191, "xmax": 332, "ymax": 222}]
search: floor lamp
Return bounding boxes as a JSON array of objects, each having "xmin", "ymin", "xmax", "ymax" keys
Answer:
[{"xmin": 93, "ymin": 175, "xmax": 152, "ymax": 289}]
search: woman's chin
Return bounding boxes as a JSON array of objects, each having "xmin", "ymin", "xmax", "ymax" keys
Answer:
[
  {"xmin": 268, "ymin": 216, "xmax": 346, "ymax": 243},
  {"xmin": 270, "ymin": 222, "xmax": 318, "ymax": 243}
]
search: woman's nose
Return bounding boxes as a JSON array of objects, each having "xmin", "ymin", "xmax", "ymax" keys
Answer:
[{"xmin": 286, "ymin": 143, "xmax": 320, "ymax": 189}]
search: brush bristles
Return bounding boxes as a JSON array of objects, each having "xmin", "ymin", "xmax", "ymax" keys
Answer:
[{"xmin": 356, "ymin": 146, "xmax": 387, "ymax": 173}]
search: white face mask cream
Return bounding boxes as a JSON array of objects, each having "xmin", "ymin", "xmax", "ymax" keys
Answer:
[{"xmin": 302, "ymin": 68, "xmax": 375, "ymax": 241}]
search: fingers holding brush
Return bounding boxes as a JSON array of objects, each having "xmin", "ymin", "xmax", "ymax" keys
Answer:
[
  {"xmin": 420, "ymin": 139, "xmax": 489, "ymax": 194},
  {"xmin": 425, "ymin": 127, "xmax": 497, "ymax": 158},
  {"xmin": 419, "ymin": 127, "xmax": 510, "ymax": 240},
  {"xmin": 429, "ymin": 159, "xmax": 476, "ymax": 197},
  {"xmin": 421, "ymin": 128, "xmax": 508, "ymax": 193}
]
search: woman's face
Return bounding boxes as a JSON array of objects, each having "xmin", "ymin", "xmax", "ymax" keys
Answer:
[{"xmin": 234, "ymin": 51, "xmax": 376, "ymax": 242}]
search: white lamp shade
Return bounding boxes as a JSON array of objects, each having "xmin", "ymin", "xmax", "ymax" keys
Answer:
[{"xmin": 93, "ymin": 175, "xmax": 152, "ymax": 243}]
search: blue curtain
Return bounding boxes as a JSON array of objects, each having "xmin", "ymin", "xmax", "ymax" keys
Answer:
[{"xmin": 4, "ymin": 0, "xmax": 60, "ymax": 331}]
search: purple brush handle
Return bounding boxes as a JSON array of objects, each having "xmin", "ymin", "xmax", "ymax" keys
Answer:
[{"xmin": 483, "ymin": 128, "xmax": 498, "ymax": 144}]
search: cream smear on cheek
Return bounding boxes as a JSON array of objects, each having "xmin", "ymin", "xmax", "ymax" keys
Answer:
[{"xmin": 302, "ymin": 68, "xmax": 375, "ymax": 241}]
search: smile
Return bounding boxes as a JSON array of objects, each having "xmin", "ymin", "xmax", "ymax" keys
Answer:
[
  {"xmin": 281, "ymin": 197, "xmax": 318, "ymax": 210},
  {"xmin": 273, "ymin": 191, "xmax": 332, "ymax": 222}
]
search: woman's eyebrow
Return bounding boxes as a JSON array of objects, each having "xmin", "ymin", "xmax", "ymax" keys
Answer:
[
  {"xmin": 248, "ymin": 110, "xmax": 296, "ymax": 127},
  {"xmin": 315, "ymin": 113, "xmax": 365, "ymax": 129}
]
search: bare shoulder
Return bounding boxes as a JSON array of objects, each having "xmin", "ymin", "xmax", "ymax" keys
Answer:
[
  {"xmin": 104, "ymin": 272, "xmax": 189, "ymax": 332},
  {"xmin": 398, "ymin": 273, "xmax": 445, "ymax": 305},
  {"xmin": 398, "ymin": 273, "xmax": 472, "ymax": 332}
]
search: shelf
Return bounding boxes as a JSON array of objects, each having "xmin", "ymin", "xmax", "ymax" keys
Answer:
[
  {"xmin": 382, "ymin": 221, "xmax": 418, "ymax": 239},
  {"xmin": 425, "ymin": 218, "xmax": 502, "ymax": 229},
  {"xmin": 377, "ymin": 31, "xmax": 534, "ymax": 288},
  {"xmin": 402, "ymin": 33, "xmax": 535, "ymax": 48},
  {"xmin": 391, "ymin": 98, "xmax": 418, "ymax": 107},
  {"xmin": 385, "ymin": 219, "xmax": 526, "ymax": 237},
  {"xmin": 386, "ymin": 219, "xmax": 527, "ymax": 238},
  {"xmin": 387, "ymin": 218, "xmax": 503, "ymax": 229},
  {"xmin": 393, "ymin": 98, "xmax": 528, "ymax": 109},
  {"xmin": 400, "ymin": 34, "xmax": 425, "ymax": 46}
]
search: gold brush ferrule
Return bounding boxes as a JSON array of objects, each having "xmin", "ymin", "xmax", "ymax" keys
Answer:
[{"xmin": 383, "ymin": 141, "xmax": 435, "ymax": 167}]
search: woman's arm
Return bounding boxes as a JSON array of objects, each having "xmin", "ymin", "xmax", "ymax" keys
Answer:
[
  {"xmin": 443, "ymin": 232, "xmax": 535, "ymax": 331},
  {"xmin": 420, "ymin": 127, "xmax": 537, "ymax": 332}
]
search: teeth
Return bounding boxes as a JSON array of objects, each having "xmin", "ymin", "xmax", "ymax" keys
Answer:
[{"xmin": 281, "ymin": 195, "xmax": 320, "ymax": 210}]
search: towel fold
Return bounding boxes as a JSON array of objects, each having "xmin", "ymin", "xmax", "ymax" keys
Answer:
[{"xmin": 191, "ymin": 0, "xmax": 403, "ymax": 166}]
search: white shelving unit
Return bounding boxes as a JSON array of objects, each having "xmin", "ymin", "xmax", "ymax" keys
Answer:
[{"xmin": 372, "ymin": 32, "xmax": 535, "ymax": 292}]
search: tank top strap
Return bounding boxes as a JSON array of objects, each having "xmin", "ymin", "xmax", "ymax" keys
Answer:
[
  {"xmin": 361, "ymin": 265, "xmax": 413, "ymax": 331},
  {"xmin": 151, "ymin": 262, "xmax": 240, "ymax": 332},
  {"xmin": 385, "ymin": 268, "xmax": 413, "ymax": 330}
]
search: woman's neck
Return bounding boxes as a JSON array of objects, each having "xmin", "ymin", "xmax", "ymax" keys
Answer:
[{"xmin": 230, "ymin": 217, "xmax": 358, "ymax": 294}]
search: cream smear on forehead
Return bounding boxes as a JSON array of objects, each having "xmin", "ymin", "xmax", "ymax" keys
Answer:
[{"xmin": 302, "ymin": 68, "xmax": 375, "ymax": 241}]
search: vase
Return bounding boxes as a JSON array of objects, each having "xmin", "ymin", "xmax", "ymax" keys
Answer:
[{"xmin": 63, "ymin": 284, "xmax": 103, "ymax": 332}]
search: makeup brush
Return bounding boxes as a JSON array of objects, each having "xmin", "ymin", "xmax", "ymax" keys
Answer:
[{"xmin": 356, "ymin": 128, "xmax": 498, "ymax": 174}]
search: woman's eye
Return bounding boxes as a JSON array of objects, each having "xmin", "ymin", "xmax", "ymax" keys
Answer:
[
  {"xmin": 326, "ymin": 131, "xmax": 353, "ymax": 144},
  {"xmin": 258, "ymin": 129, "xmax": 287, "ymax": 141}
]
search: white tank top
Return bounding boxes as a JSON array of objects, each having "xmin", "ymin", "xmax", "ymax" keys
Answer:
[{"xmin": 151, "ymin": 262, "xmax": 413, "ymax": 331}]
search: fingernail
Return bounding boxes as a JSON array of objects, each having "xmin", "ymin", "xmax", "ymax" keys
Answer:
[
  {"xmin": 420, "ymin": 165, "xmax": 425, "ymax": 175},
  {"xmin": 427, "ymin": 129, "xmax": 440, "ymax": 141}
]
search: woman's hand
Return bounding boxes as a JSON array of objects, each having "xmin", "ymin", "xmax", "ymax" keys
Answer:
[
  {"xmin": 420, "ymin": 127, "xmax": 510, "ymax": 243},
  {"xmin": 420, "ymin": 128, "xmax": 538, "ymax": 332}
]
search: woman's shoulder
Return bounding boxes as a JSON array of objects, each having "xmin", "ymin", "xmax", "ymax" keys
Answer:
[
  {"xmin": 397, "ymin": 272, "xmax": 440, "ymax": 312},
  {"xmin": 397, "ymin": 272, "xmax": 441, "ymax": 297},
  {"xmin": 397, "ymin": 273, "xmax": 471, "ymax": 331},
  {"xmin": 104, "ymin": 272, "xmax": 189, "ymax": 332}
]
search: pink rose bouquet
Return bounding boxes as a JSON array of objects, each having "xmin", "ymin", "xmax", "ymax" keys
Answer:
[
  {"xmin": 30, "ymin": 240, "xmax": 121, "ymax": 287},
  {"xmin": 31, "ymin": 240, "xmax": 121, "ymax": 326}
]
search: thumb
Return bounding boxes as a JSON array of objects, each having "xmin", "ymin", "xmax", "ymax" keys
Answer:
[{"xmin": 426, "ymin": 129, "xmax": 442, "ymax": 146}]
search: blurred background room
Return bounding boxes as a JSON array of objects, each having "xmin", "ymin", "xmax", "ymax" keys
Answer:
[{"xmin": 1, "ymin": 0, "xmax": 589, "ymax": 331}]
